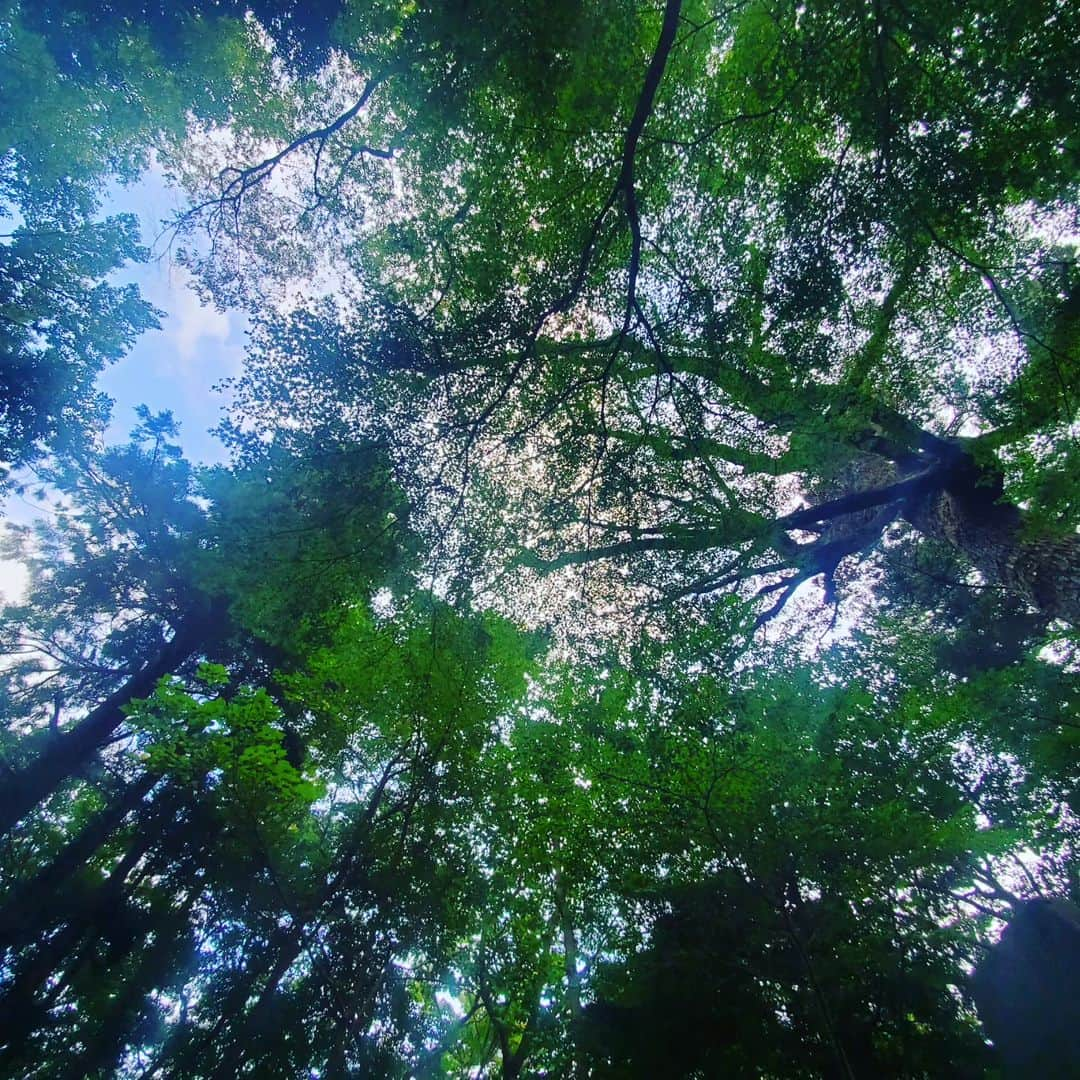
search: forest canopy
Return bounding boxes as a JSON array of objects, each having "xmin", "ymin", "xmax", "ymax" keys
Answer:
[{"xmin": 0, "ymin": 1, "xmax": 1078, "ymax": 1076}]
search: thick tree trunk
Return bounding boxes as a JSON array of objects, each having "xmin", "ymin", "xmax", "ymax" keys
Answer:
[
  {"xmin": 0, "ymin": 770, "xmax": 157, "ymax": 948},
  {"xmin": 905, "ymin": 470, "xmax": 1080, "ymax": 626},
  {"xmin": 0, "ymin": 614, "xmax": 209, "ymax": 837},
  {"xmin": 973, "ymin": 898, "xmax": 1080, "ymax": 1077}
]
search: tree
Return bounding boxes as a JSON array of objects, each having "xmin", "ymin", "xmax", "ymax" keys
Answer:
[
  {"xmin": 0, "ymin": 414, "xmax": 410, "ymax": 835},
  {"xmin": 2, "ymin": 432, "xmax": 1075, "ymax": 1075},
  {"xmin": 0, "ymin": 217, "xmax": 159, "ymax": 473},
  {"xmin": 545, "ymin": 634, "xmax": 1074, "ymax": 1077},
  {"xmin": 401, "ymin": 619, "xmax": 1078, "ymax": 1078},
  {"xmin": 0, "ymin": 515, "xmax": 539, "ymax": 1077},
  {"xmin": 973, "ymin": 898, "xmax": 1080, "ymax": 1077},
  {"xmin": 189, "ymin": 0, "xmax": 1079, "ymax": 629}
]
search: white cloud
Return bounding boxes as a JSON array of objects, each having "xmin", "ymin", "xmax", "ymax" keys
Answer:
[
  {"xmin": 97, "ymin": 171, "xmax": 250, "ymax": 463},
  {"xmin": 0, "ymin": 559, "xmax": 28, "ymax": 605},
  {"xmin": 138, "ymin": 264, "xmax": 235, "ymax": 371},
  {"xmin": 169, "ymin": 276, "xmax": 233, "ymax": 364}
]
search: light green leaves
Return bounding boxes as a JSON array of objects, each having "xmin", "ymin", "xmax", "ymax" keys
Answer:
[{"xmin": 128, "ymin": 669, "xmax": 322, "ymax": 822}]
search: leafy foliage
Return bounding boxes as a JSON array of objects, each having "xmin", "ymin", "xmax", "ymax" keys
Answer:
[{"xmin": 1, "ymin": 1, "xmax": 1079, "ymax": 1077}]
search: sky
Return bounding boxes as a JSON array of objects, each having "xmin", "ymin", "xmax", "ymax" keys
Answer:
[
  {"xmin": 98, "ymin": 167, "xmax": 249, "ymax": 466},
  {"xmin": 0, "ymin": 169, "xmax": 245, "ymax": 602}
]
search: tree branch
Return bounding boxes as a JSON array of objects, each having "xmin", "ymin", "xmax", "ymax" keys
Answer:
[
  {"xmin": 538, "ymin": 0, "xmax": 683, "ymax": 336},
  {"xmin": 180, "ymin": 68, "xmax": 395, "ymax": 227},
  {"xmin": 775, "ymin": 467, "xmax": 940, "ymax": 531}
]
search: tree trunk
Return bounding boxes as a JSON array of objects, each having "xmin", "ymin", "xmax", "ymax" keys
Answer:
[
  {"xmin": 554, "ymin": 875, "xmax": 586, "ymax": 1079},
  {"xmin": 150, "ymin": 950, "xmax": 272, "ymax": 1079},
  {"xmin": 973, "ymin": 898, "xmax": 1080, "ymax": 1077},
  {"xmin": 905, "ymin": 467, "xmax": 1080, "ymax": 626},
  {"xmin": 0, "ymin": 613, "xmax": 208, "ymax": 837},
  {"xmin": 62, "ymin": 888, "xmax": 200, "ymax": 1080},
  {"xmin": 210, "ymin": 930, "xmax": 305, "ymax": 1080},
  {"xmin": 0, "ymin": 771, "xmax": 157, "ymax": 948},
  {"xmin": 0, "ymin": 822, "xmax": 155, "ymax": 1073}
]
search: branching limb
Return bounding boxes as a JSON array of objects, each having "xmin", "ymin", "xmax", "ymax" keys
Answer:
[
  {"xmin": 536, "ymin": 0, "xmax": 683, "ymax": 339},
  {"xmin": 753, "ymin": 570, "xmax": 811, "ymax": 629},
  {"xmin": 180, "ymin": 68, "xmax": 396, "ymax": 228}
]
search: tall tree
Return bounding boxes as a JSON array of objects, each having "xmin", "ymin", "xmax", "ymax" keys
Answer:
[
  {"xmin": 193, "ymin": 0, "xmax": 1079, "ymax": 628},
  {"xmin": 407, "ymin": 622, "xmax": 1078, "ymax": 1077},
  {"xmin": 0, "ymin": 549, "xmax": 539, "ymax": 1076},
  {"xmin": 0, "ymin": 415, "xmax": 410, "ymax": 834}
]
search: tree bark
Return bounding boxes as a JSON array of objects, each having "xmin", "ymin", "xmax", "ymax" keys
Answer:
[
  {"xmin": 905, "ymin": 465, "xmax": 1080, "ymax": 626},
  {"xmin": 554, "ymin": 875, "xmax": 586, "ymax": 1079},
  {"xmin": 974, "ymin": 898, "xmax": 1080, "ymax": 1077},
  {"xmin": 0, "ymin": 612, "xmax": 211, "ymax": 837}
]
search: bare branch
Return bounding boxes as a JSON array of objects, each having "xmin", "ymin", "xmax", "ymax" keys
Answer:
[{"xmin": 180, "ymin": 68, "xmax": 396, "ymax": 228}]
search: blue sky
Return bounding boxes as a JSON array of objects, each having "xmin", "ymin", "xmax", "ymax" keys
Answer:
[
  {"xmin": 99, "ymin": 167, "xmax": 249, "ymax": 466},
  {"xmin": 0, "ymin": 169, "xmax": 246, "ymax": 601}
]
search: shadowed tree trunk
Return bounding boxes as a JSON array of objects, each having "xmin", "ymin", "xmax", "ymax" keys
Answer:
[
  {"xmin": 0, "ymin": 611, "xmax": 215, "ymax": 837},
  {"xmin": 973, "ymin": 898, "xmax": 1080, "ymax": 1077},
  {"xmin": 904, "ymin": 453, "xmax": 1080, "ymax": 625},
  {"xmin": 0, "ymin": 821, "xmax": 157, "ymax": 1074},
  {"xmin": 799, "ymin": 440, "xmax": 1079, "ymax": 626},
  {"xmin": 0, "ymin": 770, "xmax": 157, "ymax": 948},
  {"xmin": 208, "ymin": 930, "xmax": 306, "ymax": 1080},
  {"xmin": 61, "ymin": 888, "xmax": 201, "ymax": 1080}
]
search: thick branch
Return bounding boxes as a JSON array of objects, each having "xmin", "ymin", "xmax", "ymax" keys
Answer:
[
  {"xmin": 605, "ymin": 427, "xmax": 797, "ymax": 474},
  {"xmin": 776, "ymin": 468, "xmax": 939, "ymax": 531},
  {"xmin": 516, "ymin": 522, "xmax": 762, "ymax": 572},
  {"xmin": 543, "ymin": 0, "xmax": 683, "ymax": 329}
]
